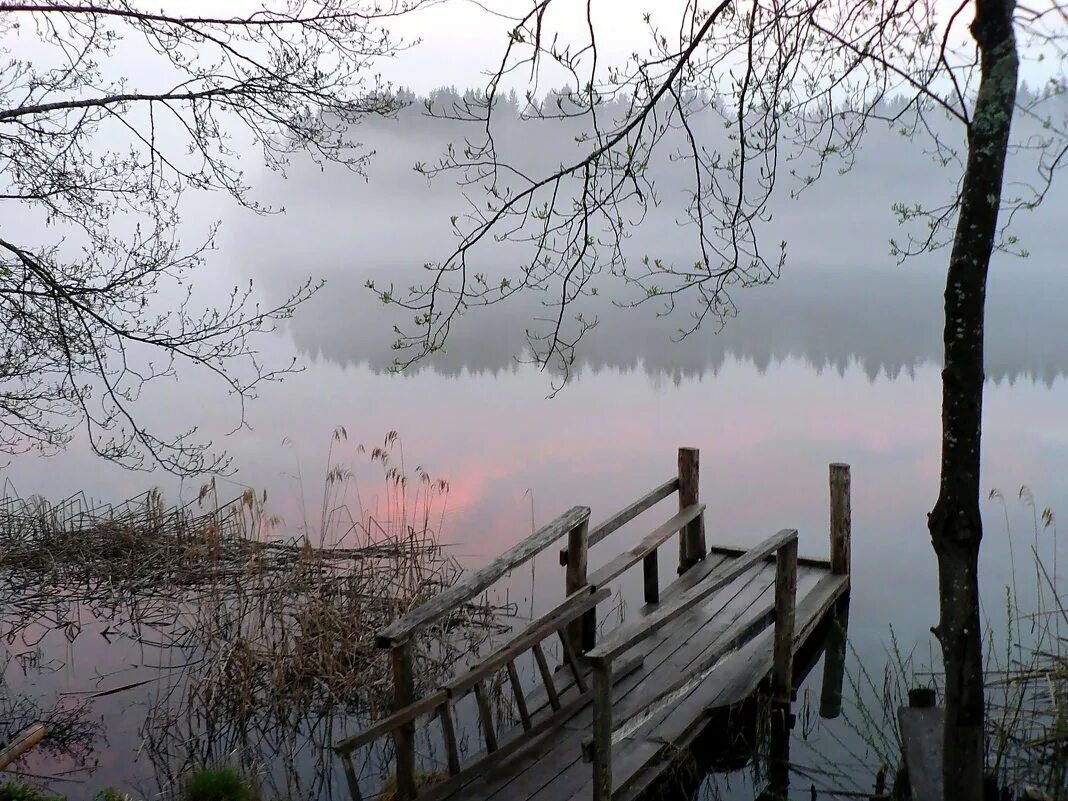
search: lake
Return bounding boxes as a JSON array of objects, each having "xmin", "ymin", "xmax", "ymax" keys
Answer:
[{"xmin": 2, "ymin": 105, "xmax": 1065, "ymax": 799}]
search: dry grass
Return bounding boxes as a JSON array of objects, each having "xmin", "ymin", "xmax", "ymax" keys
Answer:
[{"xmin": 0, "ymin": 430, "xmax": 506, "ymax": 801}]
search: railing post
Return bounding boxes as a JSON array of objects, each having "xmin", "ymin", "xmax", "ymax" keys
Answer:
[
  {"xmin": 678, "ymin": 447, "xmax": 706, "ymax": 573},
  {"xmin": 565, "ymin": 517, "xmax": 594, "ymax": 652},
  {"xmin": 391, "ymin": 641, "xmax": 417, "ymax": 801},
  {"xmin": 591, "ymin": 657, "xmax": 613, "ymax": 801},
  {"xmin": 771, "ymin": 537, "xmax": 798, "ymax": 705},
  {"xmin": 829, "ymin": 463, "xmax": 851, "ymax": 578},
  {"xmin": 642, "ymin": 548, "xmax": 659, "ymax": 605}
]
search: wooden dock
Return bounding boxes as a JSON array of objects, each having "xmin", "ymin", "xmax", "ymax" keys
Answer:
[{"xmin": 335, "ymin": 450, "xmax": 852, "ymax": 801}]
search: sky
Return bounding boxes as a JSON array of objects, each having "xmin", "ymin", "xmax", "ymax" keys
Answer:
[{"xmin": 5, "ymin": 0, "xmax": 1019, "ymax": 96}]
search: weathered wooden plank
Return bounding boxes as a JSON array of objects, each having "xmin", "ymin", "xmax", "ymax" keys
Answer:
[
  {"xmin": 609, "ymin": 571, "xmax": 847, "ymax": 801},
  {"xmin": 581, "ymin": 599, "xmax": 778, "ymax": 757},
  {"xmin": 445, "ymin": 587, "xmax": 608, "ymax": 698},
  {"xmin": 617, "ymin": 563, "xmax": 780, "ymax": 713},
  {"xmin": 472, "ymin": 667, "xmax": 651, "ymax": 801},
  {"xmin": 558, "ymin": 478, "xmax": 679, "ymax": 564},
  {"xmin": 378, "ymin": 506, "xmax": 591, "ymax": 647},
  {"xmin": 337, "ymin": 587, "xmax": 606, "ymax": 753},
  {"xmin": 586, "ymin": 504, "xmax": 706, "ymax": 589},
  {"xmin": 423, "ymin": 552, "xmax": 846, "ymax": 801},
  {"xmin": 699, "ymin": 570, "xmax": 848, "ymax": 709},
  {"xmin": 604, "ymin": 586, "xmax": 831, "ymax": 801},
  {"xmin": 707, "ymin": 544, "xmax": 830, "ymax": 570},
  {"xmin": 466, "ymin": 565, "xmax": 781, "ymax": 801},
  {"xmin": 588, "ymin": 530, "xmax": 797, "ymax": 663},
  {"xmin": 521, "ymin": 651, "xmax": 646, "ymax": 731},
  {"xmin": 898, "ymin": 706, "xmax": 944, "ymax": 801}
]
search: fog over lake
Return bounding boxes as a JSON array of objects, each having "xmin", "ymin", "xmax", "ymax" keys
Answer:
[{"xmin": 4, "ymin": 88, "xmax": 1066, "ymax": 800}]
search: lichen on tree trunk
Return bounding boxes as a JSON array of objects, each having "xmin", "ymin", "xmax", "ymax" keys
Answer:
[{"xmin": 927, "ymin": 2, "xmax": 1018, "ymax": 799}]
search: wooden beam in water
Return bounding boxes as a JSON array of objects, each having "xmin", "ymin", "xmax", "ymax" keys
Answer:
[{"xmin": 898, "ymin": 703, "xmax": 945, "ymax": 801}]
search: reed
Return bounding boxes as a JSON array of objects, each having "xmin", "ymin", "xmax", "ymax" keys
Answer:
[
  {"xmin": 0, "ymin": 430, "xmax": 505, "ymax": 801},
  {"xmin": 788, "ymin": 488, "xmax": 1065, "ymax": 799}
]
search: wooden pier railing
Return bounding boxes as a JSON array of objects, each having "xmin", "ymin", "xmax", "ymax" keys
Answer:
[{"xmin": 334, "ymin": 449, "xmax": 852, "ymax": 801}]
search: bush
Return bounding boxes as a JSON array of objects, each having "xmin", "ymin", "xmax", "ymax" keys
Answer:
[
  {"xmin": 181, "ymin": 768, "xmax": 257, "ymax": 801},
  {"xmin": 0, "ymin": 783, "xmax": 62, "ymax": 801}
]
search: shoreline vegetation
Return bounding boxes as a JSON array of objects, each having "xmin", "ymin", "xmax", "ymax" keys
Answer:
[
  {"xmin": 0, "ymin": 431, "xmax": 504, "ymax": 801},
  {"xmin": 791, "ymin": 489, "xmax": 1065, "ymax": 801}
]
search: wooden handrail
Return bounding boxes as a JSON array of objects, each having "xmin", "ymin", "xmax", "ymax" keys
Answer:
[
  {"xmin": 445, "ymin": 586, "xmax": 609, "ymax": 697},
  {"xmin": 334, "ymin": 690, "xmax": 448, "ymax": 755},
  {"xmin": 558, "ymin": 478, "xmax": 679, "ymax": 565},
  {"xmin": 587, "ymin": 503, "xmax": 705, "ymax": 589},
  {"xmin": 377, "ymin": 505, "xmax": 591, "ymax": 648},
  {"xmin": 587, "ymin": 529, "xmax": 798, "ymax": 664},
  {"xmin": 335, "ymin": 585, "xmax": 610, "ymax": 756}
]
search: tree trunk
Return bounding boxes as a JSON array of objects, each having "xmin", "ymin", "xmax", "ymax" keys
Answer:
[{"xmin": 927, "ymin": 2, "xmax": 1018, "ymax": 799}]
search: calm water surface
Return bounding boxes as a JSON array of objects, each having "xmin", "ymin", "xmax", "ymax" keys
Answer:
[{"xmin": 3, "ymin": 114, "xmax": 1066, "ymax": 799}]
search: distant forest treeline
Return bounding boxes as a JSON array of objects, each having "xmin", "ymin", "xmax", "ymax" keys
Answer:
[{"xmin": 238, "ymin": 85, "xmax": 1068, "ymax": 385}]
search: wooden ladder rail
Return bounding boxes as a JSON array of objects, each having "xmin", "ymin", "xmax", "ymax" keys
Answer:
[
  {"xmin": 584, "ymin": 528, "xmax": 800, "ymax": 801},
  {"xmin": 335, "ymin": 583, "xmax": 609, "ymax": 801},
  {"xmin": 371, "ymin": 505, "xmax": 591, "ymax": 801}
]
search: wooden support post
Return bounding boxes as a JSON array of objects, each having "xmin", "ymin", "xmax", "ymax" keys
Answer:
[
  {"xmin": 341, "ymin": 753, "xmax": 364, "ymax": 801},
  {"xmin": 591, "ymin": 658, "xmax": 613, "ymax": 801},
  {"xmin": 769, "ymin": 537, "xmax": 798, "ymax": 801},
  {"xmin": 565, "ymin": 518, "xmax": 594, "ymax": 652},
  {"xmin": 473, "ymin": 681, "xmax": 499, "ymax": 752},
  {"xmin": 557, "ymin": 629, "xmax": 589, "ymax": 694},
  {"xmin": 678, "ymin": 447, "xmax": 706, "ymax": 572},
  {"xmin": 771, "ymin": 537, "xmax": 798, "ymax": 705},
  {"xmin": 532, "ymin": 643, "xmax": 561, "ymax": 711},
  {"xmin": 506, "ymin": 660, "xmax": 533, "ymax": 731},
  {"xmin": 829, "ymin": 463, "xmax": 851, "ymax": 577},
  {"xmin": 438, "ymin": 702, "xmax": 462, "ymax": 775},
  {"xmin": 391, "ymin": 641, "xmax": 417, "ymax": 801},
  {"xmin": 642, "ymin": 548, "xmax": 659, "ymax": 604}
]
